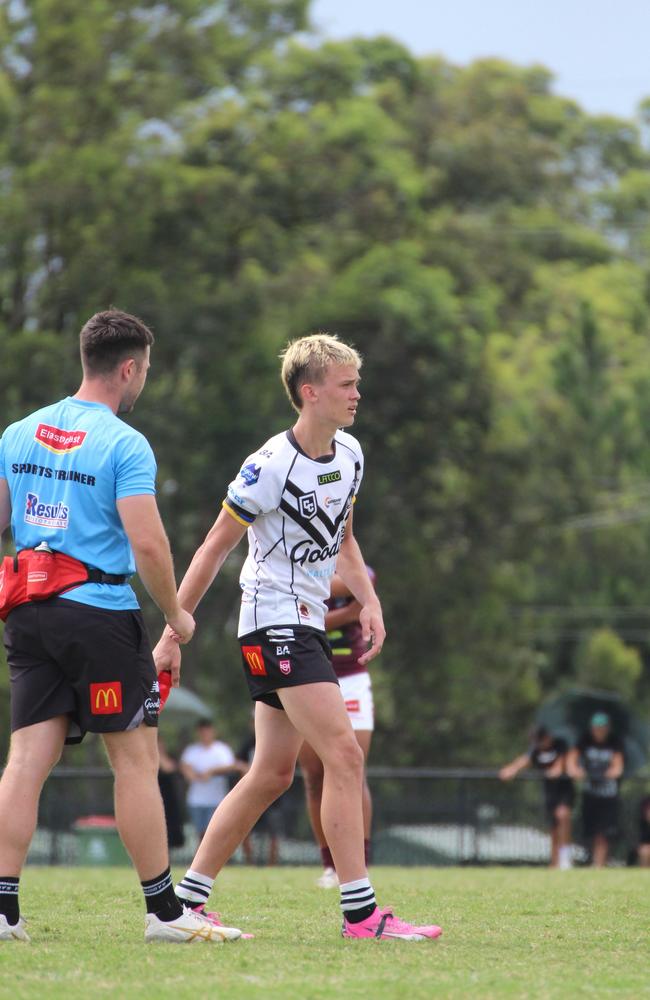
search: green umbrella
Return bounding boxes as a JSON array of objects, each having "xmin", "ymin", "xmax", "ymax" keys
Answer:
[
  {"xmin": 162, "ymin": 685, "xmax": 213, "ymax": 718},
  {"xmin": 536, "ymin": 687, "xmax": 649, "ymax": 775}
]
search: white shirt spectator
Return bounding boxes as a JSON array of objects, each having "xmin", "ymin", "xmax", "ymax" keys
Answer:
[{"xmin": 181, "ymin": 740, "xmax": 236, "ymax": 808}]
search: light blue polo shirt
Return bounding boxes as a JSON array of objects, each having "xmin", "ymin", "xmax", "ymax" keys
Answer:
[{"xmin": 0, "ymin": 397, "xmax": 156, "ymax": 610}]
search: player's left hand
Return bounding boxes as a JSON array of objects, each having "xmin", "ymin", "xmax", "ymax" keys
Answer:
[{"xmin": 358, "ymin": 602, "xmax": 385, "ymax": 665}]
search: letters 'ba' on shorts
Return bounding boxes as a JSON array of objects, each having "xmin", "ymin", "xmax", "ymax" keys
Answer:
[
  {"xmin": 239, "ymin": 625, "xmax": 338, "ymax": 710},
  {"xmin": 4, "ymin": 597, "xmax": 159, "ymax": 744}
]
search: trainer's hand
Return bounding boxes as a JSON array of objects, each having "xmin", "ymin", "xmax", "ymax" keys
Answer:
[
  {"xmin": 358, "ymin": 601, "xmax": 385, "ymax": 665},
  {"xmin": 165, "ymin": 606, "xmax": 195, "ymax": 644},
  {"xmin": 153, "ymin": 631, "xmax": 182, "ymax": 687}
]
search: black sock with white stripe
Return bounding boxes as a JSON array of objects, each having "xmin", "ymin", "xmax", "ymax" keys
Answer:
[
  {"xmin": 0, "ymin": 877, "xmax": 20, "ymax": 925},
  {"xmin": 340, "ymin": 877, "xmax": 377, "ymax": 924},
  {"xmin": 175, "ymin": 868, "xmax": 215, "ymax": 907},
  {"xmin": 141, "ymin": 868, "xmax": 183, "ymax": 921}
]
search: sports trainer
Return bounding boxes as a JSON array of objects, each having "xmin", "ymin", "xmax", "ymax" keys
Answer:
[
  {"xmin": 567, "ymin": 712, "xmax": 624, "ymax": 867},
  {"xmin": 0, "ymin": 309, "xmax": 237, "ymax": 944},
  {"xmin": 500, "ymin": 726, "xmax": 575, "ymax": 869},
  {"xmin": 154, "ymin": 333, "xmax": 442, "ymax": 941},
  {"xmin": 299, "ymin": 567, "xmax": 377, "ymax": 888}
]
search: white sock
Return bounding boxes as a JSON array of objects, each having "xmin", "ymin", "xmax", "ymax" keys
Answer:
[
  {"xmin": 175, "ymin": 869, "xmax": 215, "ymax": 905},
  {"xmin": 340, "ymin": 877, "xmax": 376, "ymax": 919},
  {"xmin": 558, "ymin": 846, "xmax": 572, "ymax": 868}
]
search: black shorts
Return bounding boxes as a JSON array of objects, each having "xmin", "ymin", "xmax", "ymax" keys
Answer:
[
  {"xmin": 239, "ymin": 625, "xmax": 338, "ymax": 710},
  {"xmin": 4, "ymin": 597, "xmax": 159, "ymax": 744},
  {"xmin": 544, "ymin": 778, "xmax": 575, "ymax": 825},
  {"xmin": 582, "ymin": 793, "xmax": 619, "ymax": 842}
]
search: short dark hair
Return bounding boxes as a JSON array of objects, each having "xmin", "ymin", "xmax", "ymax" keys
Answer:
[
  {"xmin": 197, "ymin": 718, "xmax": 214, "ymax": 729},
  {"xmin": 80, "ymin": 308, "xmax": 154, "ymax": 376}
]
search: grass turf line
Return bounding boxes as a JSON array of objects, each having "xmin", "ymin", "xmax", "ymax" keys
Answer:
[{"xmin": 0, "ymin": 867, "xmax": 648, "ymax": 1000}]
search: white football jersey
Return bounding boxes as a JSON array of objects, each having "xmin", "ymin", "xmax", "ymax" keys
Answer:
[{"xmin": 223, "ymin": 428, "xmax": 363, "ymax": 635}]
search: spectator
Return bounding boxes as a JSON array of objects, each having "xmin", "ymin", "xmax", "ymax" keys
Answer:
[
  {"xmin": 499, "ymin": 726, "xmax": 574, "ymax": 869},
  {"xmin": 637, "ymin": 795, "xmax": 650, "ymax": 867},
  {"xmin": 180, "ymin": 720, "xmax": 246, "ymax": 845},
  {"xmin": 157, "ymin": 737, "xmax": 185, "ymax": 850},
  {"xmin": 567, "ymin": 712, "xmax": 624, "ymax": 867}
]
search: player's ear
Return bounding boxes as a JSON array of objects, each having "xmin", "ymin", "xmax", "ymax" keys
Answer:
[{"xmin": 300, "ymin": 382, "xmax": 318, "ymax": 404}]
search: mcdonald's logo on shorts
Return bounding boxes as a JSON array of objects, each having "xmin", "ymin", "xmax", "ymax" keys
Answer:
[
  {"xmin": 90, "ymin": 681, "xmax": 123, "ymax": 715},
  {"xmin": 242, "ymin": 645, "xmax": 267, "ymax": 676}
]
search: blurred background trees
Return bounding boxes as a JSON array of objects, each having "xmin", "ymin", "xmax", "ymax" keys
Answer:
[{"xmin": 2, "ymin": 0, "xmax": 650, "ymax": 763}]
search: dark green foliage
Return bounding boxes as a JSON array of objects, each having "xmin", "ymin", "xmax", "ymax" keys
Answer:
[{"xmin": 1, "ymin": 1, "xmax": 650, "ymax": 765}]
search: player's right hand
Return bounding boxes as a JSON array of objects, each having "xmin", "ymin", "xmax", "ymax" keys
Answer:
[
  {"xmin": 153, "ymin": 632, "xmax": 182, "ymax": 687},
  {"xmin": 165, "ymin": 607, "xmax": 195, "ymax": 644}
]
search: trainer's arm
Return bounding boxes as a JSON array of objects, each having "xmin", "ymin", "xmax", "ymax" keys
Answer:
[
  {"xmin": 153, "ymin": 508, "xmax": 248, "ymax": 679},
  {"xmin": 117, "ymin": 494, "xmax": 194, "ymax": 643},
  {"xmin": 335, "ymin": 510, "xmax": 385, "ymax": 664},
  {"xmin": 0, "ymin": 478, "xmax": 11, "ymax": 535},
  {"xmin": 499, "ymin": 754, "xmax": 530, "ymax": 781}
]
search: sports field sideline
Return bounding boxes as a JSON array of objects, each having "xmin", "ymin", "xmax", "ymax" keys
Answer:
[{"xmin": 2, "ymin": 866, "xmax": 648, "ymax": 1000}]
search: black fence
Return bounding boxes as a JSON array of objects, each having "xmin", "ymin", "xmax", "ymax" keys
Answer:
[{"xmin": 27, "ymin": 766, "xmax": 650, "ymax": 867}]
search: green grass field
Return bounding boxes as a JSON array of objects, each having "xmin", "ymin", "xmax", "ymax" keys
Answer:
[{"xmin": 1, "ymin": 867, "xmax": 649, "ymax": 1000}]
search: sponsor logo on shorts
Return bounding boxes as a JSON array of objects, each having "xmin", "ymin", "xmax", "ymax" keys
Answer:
[
  {"xmin": 298, "ymin": 492, "xmax": 318, "ymax": 519},
  {"xmin": 240, "ymin": 463, "xmax": 261, "ymax": 486},
  {"xmin": 317, "ymin": 470, "xmax": 341, "ymax": 485},
  {"xmin": 279, "ymin": 659, "xmax": 292, "ymax": 675},
  {"xmin": 345, "ymin": 699, "xmax": 360, "ymax": 714},
  {"xmin": 276, "ymin": 645, "xmax": 291, "ymax": 655},
  {"xmin": 24, "ymin": 492, "xmax": 70, "ymax": 529},
  {"xmin": 35, "ymin": 423, "xmax": 87, "ymax": 455},
  {"xmin": 144, "ymin": 697, "xmax": 160, "ymax": 712},
  {"xmin": 90, "ymin": 681, "xmax": 123, "ymax": 715},
  {"xmin": 242, "ymin": 645, "xmax": 267, "ymax": 676}
]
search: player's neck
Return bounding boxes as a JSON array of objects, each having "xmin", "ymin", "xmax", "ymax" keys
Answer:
[
  {"xmin": 291, "ymin": 415, "xmax": 336, "ymax": 460},
  {"xmin": 74, "ymin": 378, "xmax": 121, "ymax": 414}
]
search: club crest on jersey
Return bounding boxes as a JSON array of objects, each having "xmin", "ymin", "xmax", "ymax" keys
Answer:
[
  {"xmin": 240, "ymin": 463, "xmax": 261, "ymax": 486},
  {"xmin": 298, "ymin": 491, "xmax": 318, "ymax": 520},
  {"xmin": 24, "ymin": 493, "xmax": 70, "ymax": 529},
  {"xmin": 35, "ymin": 423, "xmax": 87, "ymax": 455}
]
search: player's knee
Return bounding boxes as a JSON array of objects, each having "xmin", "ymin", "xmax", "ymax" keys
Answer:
[
  {"xmin": 327, "ymin": 736, "xmax": 364, "ymax": 778},
  {"xmin": 251, "ymin": 761, "xmax": 295, "ymax": 799}
]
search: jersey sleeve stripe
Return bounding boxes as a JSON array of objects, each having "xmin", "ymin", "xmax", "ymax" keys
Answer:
[{"xmin": 222, "ymin": 498, "xmax": 255, "ymax": 526}]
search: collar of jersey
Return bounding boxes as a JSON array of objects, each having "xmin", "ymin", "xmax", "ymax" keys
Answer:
[
  {"xmin": 66, "ymin": 396, "xmax": 113, "ymax": 412},
  {"xmin": 286, "ymin": 428, "xmax": 337, "ymax": 464}
]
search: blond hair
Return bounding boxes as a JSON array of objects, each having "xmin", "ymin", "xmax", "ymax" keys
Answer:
[{"xmin": 280, "ymin": 333, "xmax": 362, "ymax": 411}]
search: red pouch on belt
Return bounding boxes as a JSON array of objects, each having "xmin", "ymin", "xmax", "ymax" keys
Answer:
[
  {"xmin": 0, "ymin": 548, "xmax": 90, "ymax": 621},
  {"xmin": 0, "ymin": 556, "xmax": 28, "ymax": 621}
]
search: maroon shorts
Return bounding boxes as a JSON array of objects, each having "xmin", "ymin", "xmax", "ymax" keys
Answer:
[{"xmin": 4, "ymin": 597, "xmax": 159, "ymax": 744}]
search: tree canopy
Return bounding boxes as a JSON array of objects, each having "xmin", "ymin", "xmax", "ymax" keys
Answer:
[{"xmin": 1, "ymin": 0, "xmax": 650, "ymax": 765}]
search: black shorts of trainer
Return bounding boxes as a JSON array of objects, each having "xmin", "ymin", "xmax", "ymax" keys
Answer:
[
  {"xmin": 239, "ymin": 625, "xmax": 338, "ymax": 710},
  {"xmin": 4, "ymin": 597, "xmax": 159, "ymax": 745},
  {"xmin": 544, "ymin": 777, "xmax": 575, "ymax": 827},
  {"xmin": 582, "ymin": 792, "xmax": 619, "ymax": 842}
]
